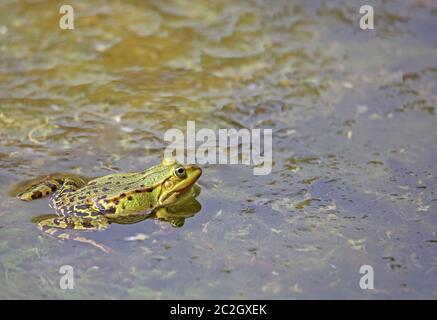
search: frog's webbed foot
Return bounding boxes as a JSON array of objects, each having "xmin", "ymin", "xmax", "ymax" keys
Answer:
[{"xmin": 35, "ymin": 215, "xmax": 112, "ymax": 253}]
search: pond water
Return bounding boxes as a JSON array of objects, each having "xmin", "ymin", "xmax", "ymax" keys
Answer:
[{"xmin": 0, "ymin": 0, "xmax": 436, "ymax": 299}]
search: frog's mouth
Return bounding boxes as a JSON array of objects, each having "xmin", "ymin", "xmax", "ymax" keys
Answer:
[{"xmin": 159, "ymin": 166, "xmax": 202, "ymax": 206}]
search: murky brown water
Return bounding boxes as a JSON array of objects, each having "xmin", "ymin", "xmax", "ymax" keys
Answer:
[{"xmin": 0, "ymin": 0, "xmax": 436, "ymax": 299}]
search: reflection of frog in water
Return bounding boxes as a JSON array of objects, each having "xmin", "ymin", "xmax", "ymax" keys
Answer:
[{"xmin": 12, "ymin": 158, "xmax": 202, "ymax": 252}]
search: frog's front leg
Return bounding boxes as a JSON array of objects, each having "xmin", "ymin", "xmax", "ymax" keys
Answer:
[{"xmin": 36, "ymin": 215, "xmax": 112, "ymax": 253}]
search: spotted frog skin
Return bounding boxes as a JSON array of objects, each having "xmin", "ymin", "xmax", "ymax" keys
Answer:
[{"xmin": 15, "ymin": 158, "xmax": 202, "ymax": 252}]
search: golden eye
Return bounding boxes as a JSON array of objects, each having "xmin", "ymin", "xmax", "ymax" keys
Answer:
[{"xmin": 174, "ymin": 166, "xmax": 186, "ymax": 178}]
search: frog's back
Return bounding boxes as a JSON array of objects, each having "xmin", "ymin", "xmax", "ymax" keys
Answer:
[{"xmin": 53, "ymin": 166, "xmax": 171, "ymax": 217}]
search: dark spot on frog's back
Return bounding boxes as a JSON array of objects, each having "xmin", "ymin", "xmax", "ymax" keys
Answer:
[
  {"xmin": 127, "ymin": 196, "xmax": 133, "ymax": 201},
  {"xmin": 75, "ymin": 211, "xmax": 90, "ymax": 217},
  {"xmin": 107, "ymin": 207, "xmax": 116, "ymax": 214},
  {"xmin": 75, "ymin": 204, "xmax": 90, "ymax": 210}
]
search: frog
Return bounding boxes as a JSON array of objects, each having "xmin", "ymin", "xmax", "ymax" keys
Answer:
[{"xmin": 13, "ymin": 158, "xmax": 202, "ymax": 252}]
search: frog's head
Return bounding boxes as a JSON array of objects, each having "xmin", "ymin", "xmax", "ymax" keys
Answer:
[{"xmin": 158, "ymin": 159, "xmax": 202, "ymax": 207}]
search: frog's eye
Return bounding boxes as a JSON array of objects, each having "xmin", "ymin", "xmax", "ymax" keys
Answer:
[{"xmin": 174, "ymin": 166, "xmax": 186, "ymax": 179}]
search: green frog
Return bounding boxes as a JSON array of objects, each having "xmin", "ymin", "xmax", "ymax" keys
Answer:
[{"xmin": 14, "ymin": 158, "xmax": 202, "ymax": 252}]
